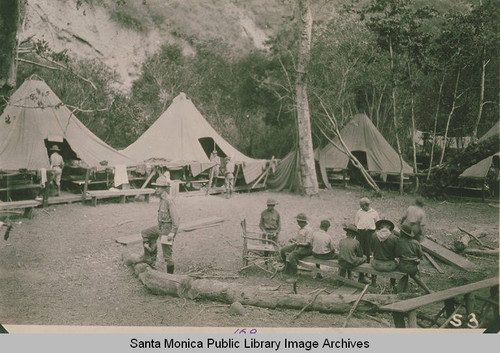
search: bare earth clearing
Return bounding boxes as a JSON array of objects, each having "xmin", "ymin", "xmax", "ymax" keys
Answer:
[{"xmin": 0, "ymin": 188, "xmax": 498, "ymax": 328}]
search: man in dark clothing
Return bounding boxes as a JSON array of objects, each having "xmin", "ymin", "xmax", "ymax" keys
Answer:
[
  {"xmin": 259, "ymin": 198, "xmax": 281, "ymax": 243},
  {"xmin": 396, "ymin": 224, "xmax": 431, "ymax": 294},
  {"xmin": 371, "ymin": 219, "xmax": 399, "ymax": 289},
  {"xmin": 280, "ymin": 213, "xmax": 313, "ymax": 277},
  {"xmin": 140, "ymin": 175, "xmax": 180, "ymax": 273},
  {"xmin": 338, "ymin": 224, "xmax": 367, "ymax": 280}
]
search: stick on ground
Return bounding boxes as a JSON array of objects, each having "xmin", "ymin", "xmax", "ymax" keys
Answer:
[{"xmin": 343, "ymin": 284, "xmax": 370, "ymax": 328}]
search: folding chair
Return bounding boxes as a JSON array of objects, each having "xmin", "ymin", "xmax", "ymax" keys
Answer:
[{"xmin": 240, "ymin": 219, "xmax": 280, "ymax": 274}]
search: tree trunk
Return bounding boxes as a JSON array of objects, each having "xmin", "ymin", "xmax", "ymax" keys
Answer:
[
  {"xmin": 295, "ymin": 0, "xmax": 318, "ymax": 196},
  {"xmin": 439, "ymin": 69, "xmax": 461, "ymax": 166},
  {"xmin": 472, "ymin": 54, "xmax": 488, "ymax": 141},
  {"xmin": 407, "ymin": 58, "xmax": 419, "ymax": 191},
  {"xmin": 123, "ymin": 254, "xmax": 408, "ymax": 314},
  {"xmin": 427, "ymin": 72, "xmax": 446, "ymax": 181},
  {"xmin": 389, "ymin": 38, "xmax": 404, "ymax": 195},
  {"xmin": 0, "ymin": 0, "xmax": 20, "ymax": 100}
]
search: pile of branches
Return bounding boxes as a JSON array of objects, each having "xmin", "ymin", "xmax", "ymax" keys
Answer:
[{"xmin": 421, "ymin": 135, "xmax": 499, "ymax": 199}]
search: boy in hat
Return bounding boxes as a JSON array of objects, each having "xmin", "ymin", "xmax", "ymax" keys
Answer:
[
  {"xmin": 49, "ymin": 145, "xmax": 64, "ymax": 196},
  {"xmin": 400, "ymin": 198, "xmax": 426, "ymax": 242},
  {"xmin": 259, "ymin": 198, "xmax": 281, "ymax": 244},
  {"xmin": 224, "ymin": 156, "xmax": 235, "ymax": 199},
  {"xmin": 396, "ymin": 224, "xmax": 431, "ymax": 294},
  {"xmin": 371, "ymin": 219, "xmax": 399, "ymax": 289},
  {"xmin": 140, "ymin": 175, "xmax": 180, "ymax": 273},
  {"xmin": 280, "ymin": 213, "xmax": 313, "ymax": 276},
  {"xmin": 338, "ymin": 224, "xmax": 367, "ymax": 280},
  {"xmin": 354, "ymin": 197, "xmax": 379, "ymax": 283}
]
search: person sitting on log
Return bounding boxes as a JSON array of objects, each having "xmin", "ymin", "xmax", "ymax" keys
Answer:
[
  {"xmin": 139, "ymin": 175, "xmax": 180, "ymax": 273},
  {"xmin": 259, "ymin": 198, "xmax": 281, "ymax": 244},
  {"xmin": 311, "ymin": 220, "xmax": 337, "ymax": 279},
  {"xmin": 280, "ymin": 213, "xmax": 313, "ymax": 277},
  {"xmin": 400, "ymin": 198, "xmax": 426, "ymax": 242},
  {"xmin": 370, "ymin": 219, "xmax": 399, "ymax": 291},
  {"xmin": 396, "ymin": 224, "xmax": 431, "ymax": 294},
  {"xmin": 354, "ymin": 197, "xmax": 380, "ymax": 284},
  {"xmin": 338, "ymin": 224, "xmax": 367, "ymax": 281}
]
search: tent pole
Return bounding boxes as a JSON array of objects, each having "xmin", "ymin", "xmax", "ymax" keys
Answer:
[{"xmin": 82, "ymin": 168, "xmax": 90, "ymax": 202}]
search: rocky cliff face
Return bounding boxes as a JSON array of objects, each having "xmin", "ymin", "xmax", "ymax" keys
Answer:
[{"xmin": 21, "ymin": 0, "xmax": 277, "ymax": 90}]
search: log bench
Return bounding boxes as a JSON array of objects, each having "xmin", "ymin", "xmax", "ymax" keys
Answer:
[
  {"xmin": 86, "ymin": 188, "xmax": 155, "ymax": 206},
  {"xmin": 380, "ymin": 277, "xmax": 499, "ymax": 328},
  {"xmin": 0, "ymin": 200, "xmax": 41, "ymax": 218}
]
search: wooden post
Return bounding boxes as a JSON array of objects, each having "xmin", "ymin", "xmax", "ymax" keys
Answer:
[
  {"xmin": 23, "ymin": 207, "xmax": 34, "ymax": 219},
  {"xmin": 141, "ymin": 167, "xmax": 157, "ymax": 189},
  {"xmin": 120, "ymin": 195, "xmax": 126, "ymax": 204},
  {"xmin": 407, "ymin": 310, "xmax": 418, "ymax": 328},
  {"xmin": 444, "ymin": 298, "xmax": 456, "ymax": 318},
  {"xmin": 42, "ymin": 182, "xmax": 50, "ymax": 208},
  {"xmin": 82, "ymin": 168, "xmax": 90, "ymax": 203},
  {"xmin": 393, "ymin": 312, "xmax": 406, "ymax": 328},
  {"xmin": 464, "ymin": 293, "xmax": 475, "ymax": 316},
  {"xmin": 241, "ymin": 219, "xmax": 249, "ymax": 267}
]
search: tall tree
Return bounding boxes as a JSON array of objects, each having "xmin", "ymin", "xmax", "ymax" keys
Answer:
[
  {"xmin": 295, "ymin": 0, "xmax": 318, "ymax": 196},
  {"xmin": 0, "ymin": 0, "xmax": 20, "ymax": 105}
]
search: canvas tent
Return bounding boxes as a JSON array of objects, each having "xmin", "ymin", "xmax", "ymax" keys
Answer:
[
  {"xmin": 0, "ymin": 78, "xmax": 137, "ymax": 171},
  {"xmin": 316, "ymin": 113, "xmax": 413, "ymax": 188},
  {"xmin": 459, "ymin": 152, "xmax": 500, "ymax": 180},
  {"xmin": 478, "ymin": 121, "xmax": 499, "ymax": 143},
  {"xmin": 123, "ymin": 92, "xmax": 267, "ymax": 184}
]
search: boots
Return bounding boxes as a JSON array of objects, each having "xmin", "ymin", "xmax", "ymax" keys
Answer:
[
  {"xmin": 358, "ymin": 273, "xmax": 371, "ymax": 284},
  {"xmin": 166, "ymin": 264, "xmax": 175, "ymax": 274}
]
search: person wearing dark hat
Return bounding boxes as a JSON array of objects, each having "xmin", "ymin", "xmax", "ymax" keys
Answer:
[
  {"xmin": 280, "ymin": 213, "xmax": 313, "ymax": 276},
  {"xmin": 400, "ymin": 198, "xmax": 426, "ymax": 242},
  {"xmin": 370, "ymin": 219, "xmax": 399, "ymax": 289},
  {"xmin": 224, "ymin": 156, "xmax": 235, "ymax": 199},
  {"xmin": 396, "ymin": 224, "xmax": 431, "ymax": 294},
  {"xmin": 139, "ymin": 175, "xmax": 180, "ymax": 273},
  {"xmin": 49, "ymin": 145, "xmax": 64, "ymax": 196},
  {"xmin": 338, "ymin": 224, "xmax": 367, "ymax": 280},
  {"xmin": 259, "ymin": 198, "xmax": 281, "ymax": 244}
]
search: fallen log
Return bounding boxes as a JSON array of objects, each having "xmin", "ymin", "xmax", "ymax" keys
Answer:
[
  {"xmin": 463, "ymin": 248, "xmax": 498, "ymax": 257},
  {"xmin": 123, "ymin": 253, "xmax": 412, "ymax": 314},
  {"xmin": 457, "ymin": 227, "xmax": 495, "ymax": 250}
]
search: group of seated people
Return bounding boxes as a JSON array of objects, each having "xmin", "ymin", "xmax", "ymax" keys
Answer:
[{"xmin": 259, "ymin": 197, "xmax": 430, "ymax": 294}]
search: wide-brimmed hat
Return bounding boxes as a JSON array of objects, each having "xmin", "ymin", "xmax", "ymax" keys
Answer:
[
  {"xmin": 152, "ymin": 175, "xmax": 171, "ymax": 187},
  {"xmin": 266, "ymin": 198, "xmax": 277, "ymax": 206},
  {"xmin": 376, "ymin": 219, "xmax": 395, "ymax": 231},
  {"xmin": 399, "ymin": 224, "xmax": 414, "ymax": 238},
  {"xmin": 343, "ymin": 223, "xmax": 359, "ymax": 235},
  {"xmin": 295, "ymin": 213, "xmax": 308, "ymax": 222},
  {"xmin": 50, "ymin": 145, "xmax": 60, "ymax": 151}
]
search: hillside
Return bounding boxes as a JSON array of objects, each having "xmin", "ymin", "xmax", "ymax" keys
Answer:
[{"xmin": 21, "ymin": 0, "xmax": 287, "ymax": 90}]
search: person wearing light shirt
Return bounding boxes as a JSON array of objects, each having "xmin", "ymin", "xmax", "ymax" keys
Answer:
[{"xmin": 354, "ymin": 197, "xmax": 380, "ymax": 284}]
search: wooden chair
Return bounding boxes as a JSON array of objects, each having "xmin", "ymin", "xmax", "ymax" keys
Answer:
[{"xmin": 240, "ymin": 219, "xmax": 280, "ymax": 274}]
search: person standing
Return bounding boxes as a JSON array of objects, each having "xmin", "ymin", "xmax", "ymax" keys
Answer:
[
  {"xmin": 207, "ymin": 150, "xmax": 220, "ymax": 194},
  {"xmin": 338, "ymin": 224, "xmax": 367, "ymax": 281},
  {"xmin": 259, "ymin": 198, "xmax": 281, "ymax": 244},
  {"xmin": 224, "ymin": 156, "xmax": 235, "ymax": 199},
  {"xmin": 280, "ymin": 213, "xmax": 313, "ymax": 277},
  {"xmin": 49, "ymin": 145, "xmax": 64, "ymax": 196},
  {"xmin": 140, "ymin": 175, "xmax": 180, "ymax": 273},
  {"xmin": 371, "ymin": 219, "xmax": 399, "ymax": 290},
  {"xmin": 354, "ymin": 197, "xmax": 379, "ymax": 283},
  {"xmin": 400, "ymin": 198, "xmax": 426, "ymax": 242}
]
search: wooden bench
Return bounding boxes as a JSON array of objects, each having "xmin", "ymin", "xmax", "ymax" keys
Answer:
[
  {"xmin": 86, "ymin": 188, "xmax": 155, "ymax": 206},
  {"xmin": 299, "ymin": 256, "xmax": 406, "ymax": 280},
  {"xmin": 0, "ymin": 200, "xmax": 41, "ymax": 218},
  {"xmin": 380, "ymin": 277, "xmax": 499, "ymax": 328}
]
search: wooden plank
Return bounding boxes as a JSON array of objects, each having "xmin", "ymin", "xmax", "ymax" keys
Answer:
[
  {"xmin": 423, "ymin": 253, "xmax": 444, "ymax": 274},
  {"xmin": 421, "ymin": 238, "xmax": 478, "ymax": 271},
  {"xmin": 47, "ymin": 194, "xmax": 83, "ymax": 205},
  {"xmin": 297, "ymin": 261, "xmax": 365, "ymax": 289},
  {"xmin": 0, "ymin": 200, "xmax": 40, "ymax": 209},
  {"xmin": 301, "ymin": 256, "xmax": 406, "ymax": 280},
  {"xmin": 381, "ymin": 277, "xmax": 498, "ymax": 313}
]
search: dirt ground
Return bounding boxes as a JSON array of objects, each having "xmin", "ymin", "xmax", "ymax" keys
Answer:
[{"xmin": 0, "ymin": 187, "xmax": 498, "ymax": 329}]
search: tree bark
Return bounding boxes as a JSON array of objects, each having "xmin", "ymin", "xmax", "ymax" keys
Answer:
[
  {"xmin": 0, "ymin": 0, "xmax": 20, "ymax": 98},
  {"xmin": 427, "ymin": 71, "xmax": 446, "ymax": 181},
  {"xmin": 439, "ymin": 69, "xmax": 461, "ymax": 165},
  {"xmin": 472, "ymin": 54, "xmax": 488, "ymax": 141},
  {"xmin": 407, "ymin": 57, "xmax": 419, "ymax": 191},
  {"xmin": 295, "ymin": 0, "xmax": 318, "ymax": 196},
  {"xmin": 389, "ymin": 38, "xmax": 405, "ymax": 195},
  {"xmin": 123, "ymin": 254, "xmax": 408, "ymax": 314}
]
